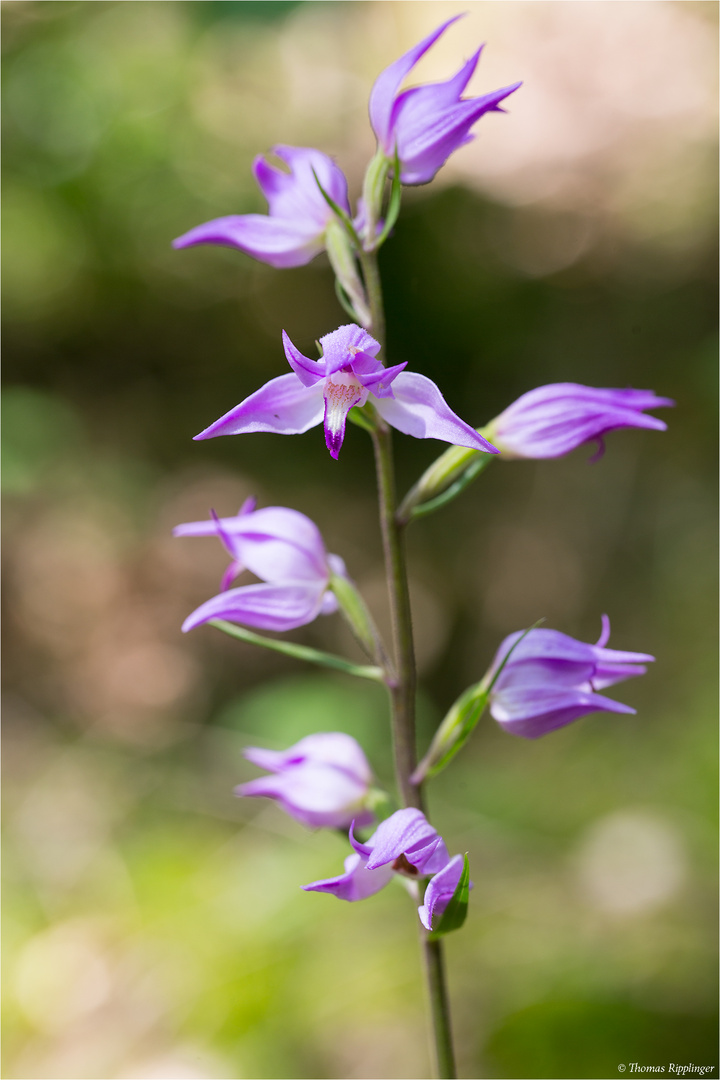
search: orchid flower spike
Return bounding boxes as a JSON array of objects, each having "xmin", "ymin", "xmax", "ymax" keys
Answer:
[
  {"xmin": 303, "ymin": 807, "xmax": 469, "ymax": 931},
  {"xmin": 488, "ymin": 616, "xmax": 654, "ymax": 739},
  {"xmin": 174, "ymin": 501, "xmax": 345, "ymax": 633},
  {"xmin": 484, "ymin": 384, "xmax": 675, "ymax": 461},
  {"xmin": 173, "ymin": 146, "xmax": 351, "ymax": 269},
  {"xmin": 193, "ymin": 323, "xmax": 498, "ymax": 461},
  {"xmin": 369, "ymin": 16, "xmax": 521, "ymax": 185},
  {"xmin": 236, "ymin": 733, "xmax": 376, "ymax": 830}
]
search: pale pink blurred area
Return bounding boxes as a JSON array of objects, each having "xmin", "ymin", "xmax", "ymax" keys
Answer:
[{"xmin": 180, "ymin": 1, "xmax": 717, "ymax": 249}]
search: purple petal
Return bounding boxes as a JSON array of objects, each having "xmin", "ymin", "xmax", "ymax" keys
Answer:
[
  {"xmin": 172, "ymin": 214, "xmax": 324, "ymax": 269},
  {"xmin": 349, "ymin": 820, "xmax": 374, "ymax": 858},
  {"xmin": 365, "ymin": 808, "xmax": 449, "ymax": 875},
  {"xmin": 302, "ymin": 851, "xmax": 394, "ymax": 901},
  {"xmin": 220, "ymin": 560, "xmax": 244, "ymax": 592},
  {"xmin": 236, "ymin": 761, "xmax": 372, "ymax": 830},
  {"xmin": 491, "ymin": 383, "xmax": 674, "ymax": 459},
  {"xmin": 235, "ymin": 506, "xmax": 329, "ymax": 583},
  {"xmin": 393, "ymin": 81, "xmax": 522, "ymax": 185},
  {"xmin": 319, "ymin": 324, "xmax": 382, "ymax": 376},
  {"xmin": 490, "ymin": 685, "xmax": 636, "ymax": 739},
  {"xmin": 418, "ymin": 854, "xmax": 467, "ymax": 931},
  {"xmin": 368, "ymin": 16, "xmax": 463, "ymax": 151},
  {"xmin": 254, "ymin": 145, "xmax": 350, "ymax": 224},
  {"xmin": 174, "ymin": 505, "xmax": 328, "ymax": 583},
  {"xmin": 244, "ymin": 733, "xmax": 373, "ymax": 785},
  {"xmin": 374, "ymin": 372, "xmax": 499, "ymax": 452},
  {"xmin": 596, "ymin": 613, "xmax": 611, "ymax": 648},
  {"xmin": 181, "ymin": 581, "xmax": 328, "ymax": 633},
  {"xmin": 356, "ymin": 359, "xmax": 408, "ymax": 398},
  {"xmin": 282, "ymin": 330, "xmax": 325, "ymax": 387},
  {"xmin": 194, "ymin": 374, "xmax": 324, "ymax": 440},
  {"xmin": 490, "ymin": 628, "xmax": 599, "ymax": 691}
]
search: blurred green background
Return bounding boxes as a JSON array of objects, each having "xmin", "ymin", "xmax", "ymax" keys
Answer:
[{"xmin": 2, "ymin": 2, "xmax": 717, "ymax": 1078}]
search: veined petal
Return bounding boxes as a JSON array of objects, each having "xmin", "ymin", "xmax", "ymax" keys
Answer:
[
  {"xmin": 236, "ymin": 762, "xmax": 372, "ymax": 830},
  {"xmin": 245, "ymin": 733, "xmax": 373, "ymax": 784},
  {"xmin": 369, "ymin": 15, "xmax": 463, "ymax": 151},
  {"xmin": 254, "ymin": 145, "xmax": 350, "ymax": 224},
  {"xmin": 365, "ymin": 807, "xmax": 449, "ymax": 874},
  {"xmin": 302, "ymin": 852, "xmax": 394, "ymax": 901},
  {"xmin": 172, "ymin": 214, "xmax": 324, "ymax": 269},
  {"xmin": 182, "ymin": 580, "xmax": 328, "ymax": 633},
  {"xmin": 375, "ymin": 372, "xmax": 499, "ymax": 452},
  {"xmin": 393, "ymin": 83, "xmax": 522, "ymax": 183},
  {"xmin": 490, "ymin": 383, "xmax": 674, "ymax": 459},
  {"xmin": 491, "ymin": 685, "xmax": 636, "ymax": 739},
  {"xmin": 194, "ymin": 374, "xmax": 324, "ymax": 440},
  {"xmin": 490, "ymin": 628, "xmax": 599, "ymax": 691},
  {"xmin": 235, "ymin": 506, "xmax": 328, "ymax": 582}
]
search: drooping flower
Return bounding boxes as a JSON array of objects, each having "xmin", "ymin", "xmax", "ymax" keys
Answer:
[
  {"xmin": 484, "ymin": 384, "xmax": 675, "ymax": 460},
  {"xmin": 174, "ymin": 500, "xmax": 343, "ymax": 632},
  {"xmin": 173, "ymin": 145, "xmax": 351, "ymax": 269},
  {"xmin": 193, "ymin": 323, "xmax": 499, "ymax": 460},
  {"xmin": 303, "ymin": 807, "xmax": 466, "ymax": 930},
  {"xmin": 488, "ymin": 616, "xmax": 654, "ymax": 739},
  {"xmin": 236, "ymin": 733, "xmax": 376, "ymax": 830},
  {"xmin": 369, "ymin": 16, "xmax": 521, "ymax": 185}
]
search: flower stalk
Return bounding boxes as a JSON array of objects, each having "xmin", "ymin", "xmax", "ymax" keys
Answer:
[{"xmin": 363, "ymin": 247, "xmax": 457, "ymax": 1078}]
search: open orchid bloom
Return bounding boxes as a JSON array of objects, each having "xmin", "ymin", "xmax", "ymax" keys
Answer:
[
  {"xmin": 488, "ymin": 616, "xmax": 654, "ymax": 739},
  {"xmin": 369, "ymin": 16, "xmax": 521, "ymax": 185},
  {"xmin": 303, "ymin": 808, "xmax": 466, "ymax": 931},
  {"xmin": 485, "ymin": 384, "xmax": 675, "ymax": 460},
  {"xmin": 175, "ymin": 501, "xmax": 344, "ymax": 633},
  {"xmin": 236, "ymin": 733, "xmax": 375, "ymax": 830},
  {"xmin": 193, "ymin": 323, "xmax": 499, "ymax": 460},
  {"xmin": 173, "ymin": 146, "xmax": 350, "ymax": 269}
]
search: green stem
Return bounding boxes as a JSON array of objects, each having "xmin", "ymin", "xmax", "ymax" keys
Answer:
[
  {"xmin": 362, "ymin": 248, "xmax": 457, "ymax": 1079},
  {"xmin": 371, "ymin": 423, "xmax": 422, "ymax": 811},
  {"xmin": 423, "ymin": 939, "xmax": 457, "ymax": 1079},
  {"xmin": 208, "ymin": 620, "xmax": 385, "ymax": 681}
]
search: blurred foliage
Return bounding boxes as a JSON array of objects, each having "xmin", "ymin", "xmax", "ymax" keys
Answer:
[{"xmin": 2, "ymin": 2, "xmax": 717, "ymax": 1079}]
